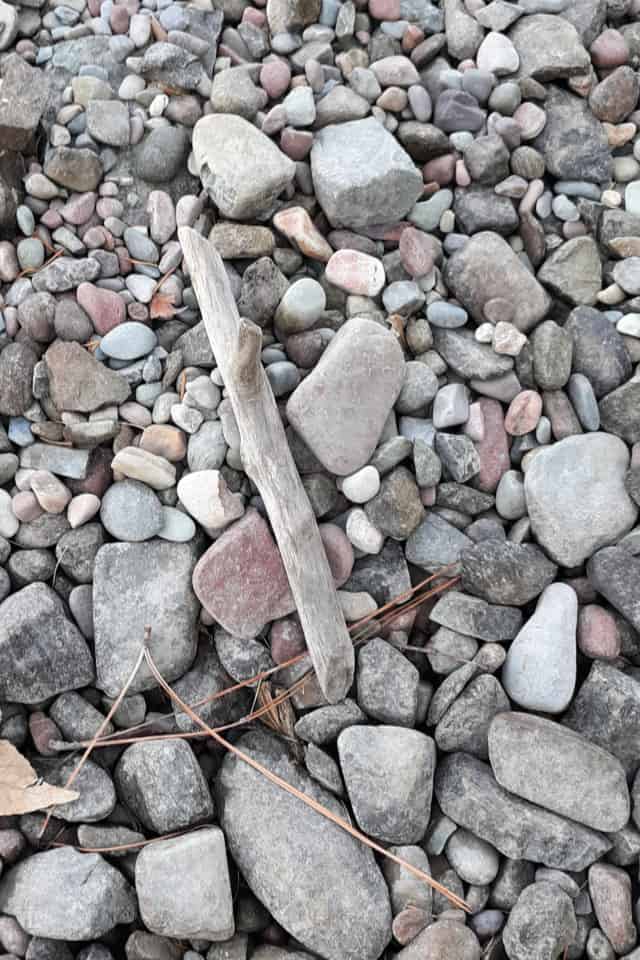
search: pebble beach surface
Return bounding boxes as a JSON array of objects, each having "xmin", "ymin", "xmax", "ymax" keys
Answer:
[{"xmin": 1, "ymin": 0, "xmax": 640, "ymax": 958}]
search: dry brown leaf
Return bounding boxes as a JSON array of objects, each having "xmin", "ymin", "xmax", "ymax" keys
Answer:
[
  {"xmin": 149, "ymin": 291, "xmax": 177, "ymax": 320},
  {"xmin": 0, "ymin": 740, "xmax": 79, "ymax": 815}
]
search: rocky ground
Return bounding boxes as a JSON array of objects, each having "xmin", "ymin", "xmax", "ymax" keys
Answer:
[{"xmin": 1, "ymin": 0, "xmax": 640, "ymax": 956}]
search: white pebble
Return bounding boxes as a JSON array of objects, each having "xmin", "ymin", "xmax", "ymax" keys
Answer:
[{"xmin": 340, "ymin": 466, "xmax": 380, "ymax": 504}]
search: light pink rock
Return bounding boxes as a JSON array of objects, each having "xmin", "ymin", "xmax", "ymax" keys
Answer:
[
  {"xmin": 369, "ymin": 0, "xmax": 400, "ymax": 19},
  {"xmin": 280, "ymin": 127, "xmax": 314, "ymax": 160},
  {"xmin": 12, "ymin": 490, "xmax": 43, "ymax": 522},
  {"xmin": 60, "ymin": 192, "xmax": 97, "ymax": 226},
  {"xmin": 29, "ymin": 711, "xmax": 61, "ymax": 757},
  {"xmin": 325, "ymin": 249, "xmax": 385, "ymax": 296},
  {"xmin": 177, "ymin": 469, "xmax": 244, "ymax": 534},
  {"xmin": 29, "ymin": 470, "xmax": 72, "ymax": 514},
  {"xmin": 475, "ymin": 398, "xmax": 509, "ymax": 492},
  {"xmin": 319, "ymin": 522, "xmax": 354, "ymax": 587},
  {"xmin": 588, "ymin": 863, "xmax": 637, "ymax": 955},
  {"xmin": 260, "ymin": 59, "xmax": 291, "ymax": 99},
  {"xmin": 578, "ymin": 604, "xmax": 621, "ymax": 659},
  {"xmin": 420, "ymin": 486, "xmax": 436, "ymax": 506},
  {"xmin": 504, "ymin": 390, "xmax": 543, "ymax": 436},
  {"xmin": 0, "ymin": 241, "xmax": 19, "ymax": 283},
  {"xmin": 273, "ymin": 205, "xmax": 333, "ymax": 262},
  {"xmin": 455, "ymin": 159, "xmax": 471, "ymax": 187},
  {"xmin": 371, "ymin": 55, "xmax": 420, "ymax": 87},
  {"xmin": 110, "ymin": 4, "xmax": 130, "ymax": 32},
  {"xmin": 192, "ymin": 508, "xmax": 295, "ymax": 638},
  {"xmin": 77, "ymin": 283, "xmax": 125, "ymax": 335},
  {"xmin": 590, "ymin": 28, "xmax": 629, "ymax": 68},
  {"xmin": 67, "ymin": 492, "xmax": 101, "ymax": 528},
  {"xmin": 243, "ymin": 6, "xmax": 266, "ymax": 25},
  {"xmin": 399, "ymin": 226, "xmax": 437, "ymax": 277},
  {"xmin": 513, "ymin": 102, "xmax": 547, "ymax": 140},
  {"xmin": 422, "ymin": 154, "xmax": 455, "ymax": 185},
  {"xmin": 270, "ymin": 616, "xmax": 306, "ymax": 663}
]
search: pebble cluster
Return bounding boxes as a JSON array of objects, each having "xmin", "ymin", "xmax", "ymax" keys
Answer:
[{"xmin": 2, "ymin": 0, "xmax": 640, "ymax": 956}]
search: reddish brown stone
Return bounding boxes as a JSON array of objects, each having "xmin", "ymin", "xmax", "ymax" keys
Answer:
[
  {"xmin": 319, "ymin": 522, "xmax": 354, "ymax": 587},
  {"xmin": 504, "ymin": 390, "xmax": 543, "ymax": 436},
  {"xmin": 578, "ymin": 604, "xmax": 621, "ymax": 659},
  {"xmin": 193, "ymin": 508, "xmax": 295, "ymax": 638},
  {"xmin": 270, "ymin": 616, "xmax": 306, "ymax": 663},
  {"xmin": 475, "ymin": 398, "xmax": 509, "ymax": 493}
]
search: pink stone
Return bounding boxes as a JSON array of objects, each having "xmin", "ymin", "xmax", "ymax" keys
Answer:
[
  {"xmin": 577, "ymin": 604, "xmax": 621, "ymax": 659},
  {"xmin": 67, "ymin": 492, "xmax": 101, "ymax": 528},
  {"xmin": 399, "ymin": 225, "xmax": 437, "ymax": 277},
  {"xmin": 455, "ymin": 159, "xmax": 471, "ymax": 187},
  {"xmin": 504, "ymin": 390, "xmax": 543, "ymax": 436},
  {"xmin": 420, "ymin": 486, "xmax": 436, "ymax": 506},
  {"xmin": 30, "ymin": 470, "xmax": 72, "ymax": 514},
  {"xmin": 279, "ymin": 127, "xmax": 314, "ymax": 160},
  {"xmin": 402, "ymin": 24, "xmax": 424, "ymax": 52},
  {"xmin": 260, "ymin": 59, "xmax": 291, "ymax": 99},
  {"xmin": 590, "ymin": 28, "xmax": 629, "ymax": 69},
  {"xmin": 12, "ymin": 490, "xmax": 43, "ymax": 522},
  {"xmin": 110, "ymin": 4, "xmax": 130, "ymax": 32},
  {"xmin": 589, "ymin": 864, "xmax": 636, "ymax": 955},
  {"xmin": 273, "ymin": 205, "xmax": 332, "ymax": 261},
  {"xmin": 513, "ymin": 102, "xmax": 547, "ymax": 141},
  {"xmin": 41, "ymin": 209, "xmax": 63, "ymax": 229},
  {"xmin": 77, "ymin": 282, "xmax": 125, "ymax": 335},
  {"xmin": 319, "ymin": 523, "xmax": 354, "ymax": 587},
  {"xmin": 242, "ymin": 6, "xmax": 266, "ymax": 24},
  {"xmin": 270, "ymin": 616, "xmax": 306, "ymax": 663},
  {"xmin": 60, "ymin": 192, "xmax": 97, "ymax": 226},
  {"xmin": 325, "ymin": 249, "xmax": 386, "ymax": 296},
  {"xmin": 422, "ymin": 154, "xmax": 456, "ymax": 186},
  {"xmin": 392, "ymin": 907, "xmax": 430, "ymax": 946},
  {"xmin": 193, "ymin": 508, "xmax": 295, "ymax": 638},
  {"xmin": 87, "ymin": 0, "xmax": 101, "ymax": 15},
  {"xmin": 369, "ymin": 0, "xmax": 400, "ymax": 19},
  {"xmin": 82, "ymin": 226, "xmax": 109, "ymax": 249},
  {"xmin": 29, "ymin": 711, "xmax": 61, "ymax": 757},
  {"xmin": 475, "ymin": 398, "xmax": 509, "ymax": 492}
]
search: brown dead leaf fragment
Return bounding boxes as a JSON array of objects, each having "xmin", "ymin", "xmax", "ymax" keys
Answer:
[
  {"xmin": 0, "ymin": 740, "xmax": 79, "ymax": 815},
  {"xmin": 149, "ymin": 291, "xmax": 177, "ymax": 320}
]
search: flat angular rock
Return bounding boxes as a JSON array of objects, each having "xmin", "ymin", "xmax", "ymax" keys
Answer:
[
  {"xmin": 193, "ymin": 509, "xmax": 295, "ymax": 638},
  {"xmin": 0, "ymin": 342, "xmax": 37, "ymax": 416},
  {"xmin": 524, "ymin": 433, "xmax": 637, "ymax": 567},
  {"xmin": 395, "ymin": 919, "xmax": 480, "ymax": 960},
  {"xmin": 342, "ymin": 540, "xmax": 411, "ymax": 605},
  {"xmin": 338, "ymin": 725, "xmax": 435, "ymax": 844},
  {"xmin": 286, "ymin": 317, "xmax": 405, "ymax": 476},
  {"xmin": 433, "ymin": 328, "xmax": 513, "ymax": 380},
  {"xmin": 599, "ymin": 378, "xmax": 640, "ymax": 444},
  {"xmin": 406, "ymin": 512, "xmax": 472, "ymax": 572},
  {"xmin": 430, "ymin": 591, "xmax": 522, "ymax": 642},
  {"xmin": 565, "ymin": 306, "xmax": 631, "ymax": 398},
  {"xmin": 357, "ymin": 637, "xmax": 419, "ymax": 726},
  {"xmin": 45, "ymin": 341, "xmax": 130, "ymax": 412},
  {"xmin": 193, "ymin": 115, "xmax": 295, "ymax": 221},
  {"xmin": 0, "ymin": 54, "xmax": 49, "ymax": 151},
  {"xmin": 135, "ymin": 828, "xmax": 233, "ymax": 941},
  {"xmin": 461, "ymin": 541, "xmax": 557, "ymax": 606},
  {"xmin": 216, "ymin": 731, "xmax": 392, "ymax": 960},
  {"xmin": 310, "ymin": 118, "xmax": 423, "ymax": 230},
  {"xmin": 115, "ymin": 740, "xmax": 213, "ymax": 833},
  {"xmin": 502, "ymin": 583, "xmax": 577, "ymax": 714},
  {"xmin": 0, "ymin": 583, "xmax": 94, "ymax": 703},
  {"xmin": 537, "ymin": 236, "xmax": 602, "ymax": 306},
  {"xmin": 0, "ymin": 848, "xmax": 135, "ymax": 940},
  {"xmin": 94, "ymin": 540, "xmax": 200, "ymax": 696},
  {"xmin": 435, "ymin": 753, "xmax": 611, "ymax": 871},
  {"xmin": 33, "ymin": 757, "xmax": 115, "ymax": 824},
  {"xmin": 588, "ymin": 546, "xmax": 640, "ymax": 634},
  {"xmin": 489, "ymin": 712, "xmax": 630, "ymax": 832},
  {"xmin": 20, "ymin": 444, "xmax": 89, "ymax": 480},
  {"xmin": 44, "ymin": 148, "xmax": 103, "ymax": 193},
  {"xmin": 534, "ymin": 86, "xmax": 611, "ymax": 183},
  {"xmin": 510, "ymin": 13, "xmax": 589, "ymax": 80},
  {"xmin": 443, "ymin": 232, "xmax": 550, "ymax": 332},
  {"xmin": 503, "ymin": 882, "xmax": 577, "ymax": 960},
  {"xmin": 435, "ymin": 674, "xmax": 510, "ymax": 759},
  {"xmin": 294, "ymin": 698, "xmax": 366, "ymax": 744},
  {"xmin": 563, "ymin": 660, "xmax": 640, "ymax": 776}
]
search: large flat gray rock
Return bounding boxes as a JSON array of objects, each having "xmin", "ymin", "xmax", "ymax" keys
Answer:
[
  {"xmin": 534, "ymin": 86, "xmax": 611, "ymax": 183},
  {"xmin": 0, "ymin": 848, "xmax": 136, "ymax": 940},
  {"xmin": 93, "ymin": 540, "xmax": 200, "ymax": 697},
  {"xmin": 435, "ymin": 752, "xmax": 611, "ymax": 871},
  {"xmin": 286, "ymin": 317, "xmax": 405, "ymax": 476},
  {"xmin": 216, "ymin": 731, "xmax": 392, "ymax": 960},
  {"xmin": 443, "ymin": 231, "xmax": 550, "ymax": 332},
  {"xmin": 524, "ymin": 433, "xmax": 637, "ymax": 567},
  {"xmin": 310, "ymin": 118, "xmax": 423, "ymax": 230},
  {"xmin": 489, "ymin": 712, "xmax": 630, "ymax": 832}
]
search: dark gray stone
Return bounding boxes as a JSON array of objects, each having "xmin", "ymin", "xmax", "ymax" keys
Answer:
[
  {"xmin": 343, "ymin": 540, "xmax": 411, "ymax": 605},
  {"xmin": 430, "ymin": 591, "xmax": 522, "ymax": 641},
  {"xmin": 172, "ymin": 636, "xmax": 251, "ymax": 732},
  {"xmin": 357, "ymin": 637, "xmax": 419, "ymax": 726},
  {"xmin": 453, "ymin": 186, "xmax": 519, "ymax": 236},
  {"xmin": 0, "ymin": 343, "xmax": 37, "ymax": 416},
  {"xmin": 115, "ymin": 739, "xmax": 213, "ymax": 833},
  {"xmin": 599, "ymin": 379, "xmax": 640, "ymax": 445},
  {"xmin": 565, "ymin": 307, "xmax": 631, "ymax": 398},
  {"xmin": 503, "ymin": 882, "xmax": 577, "ymax": 960},
  {"xmin": 461, "ymin": 541, "xmax": 557, "ymax": 606},
  {"xmin": 531, "ymin": 320, "xmax": 573, "ymax": 390},
  {"xmin": 433, "ymin": 328, "xmax": 513, "ymax": 380},
  {"xmin": 216, "ymin": 731, "xmax": 392, "ymax": 960},
  {"xmin": 0, "ymin": 583, "xmax": 94, "ymax": 703},
  {"xmin": 435, "ymin": 753, "xmax": 611, "ymax": 871},
  {"xmin": 294, "ymin": 698, "xmax": 366, "ymax": 745},
  {"xmin": 33, "ymin": 757, "xmax": 116, "ymax": 823},
  {"xmin": 338, "ymin": 725, "xmax": 435, "ymax": 843},
  {"xmin": 54, "ymin": 523, "xmax": 104, "ymax": 583},
  {"xmin": 534, "ymin": 86, "xmax": 611, "ymax": 183},
  {"xmin": 435, "ymin": 674, "xmax": 510, "ymax": 759},
  {"xmin": 364, "ymin": 466, "xmax": 424, "ymax": 540},
  {"xmin": 406, "ymin": 512, "xmax": 472, "ymax": 571}
]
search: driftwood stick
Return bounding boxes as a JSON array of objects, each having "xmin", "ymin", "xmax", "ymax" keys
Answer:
[{"xmin": 179, "ymin": 227, "xmax": 355, "ymax": 704}]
